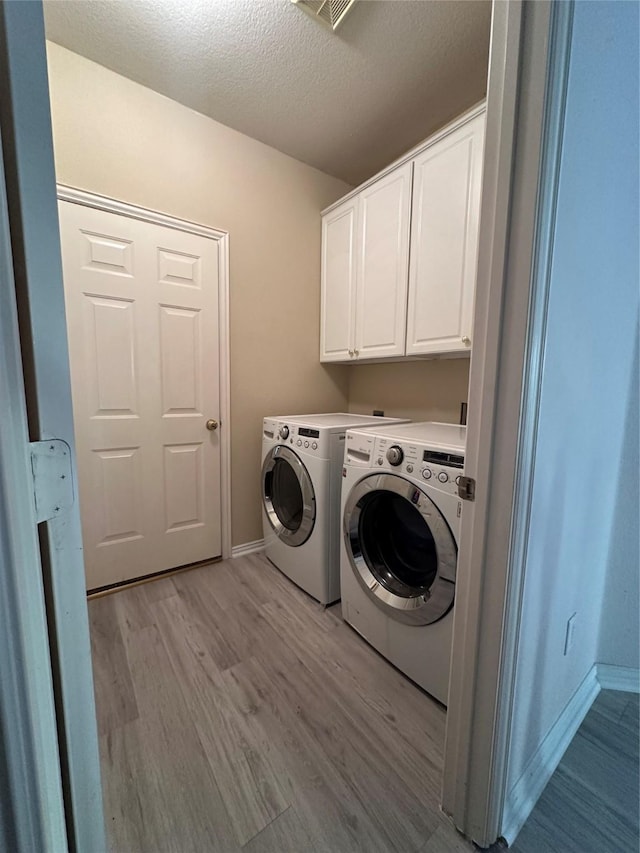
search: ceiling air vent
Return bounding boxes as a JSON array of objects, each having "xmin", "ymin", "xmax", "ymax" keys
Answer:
[{"xmin": 291, "ymin": 0, "xmax": 357, "ymax": 32}]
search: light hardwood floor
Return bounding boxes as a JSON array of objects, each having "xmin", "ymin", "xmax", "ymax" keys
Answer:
[
  {"xmin": 89, "ymin": 554, "xmax": 639, "ymax": 852},
  {"xmin": 90, "ymin": 554, "xmax": 474, "ymax": 852}
]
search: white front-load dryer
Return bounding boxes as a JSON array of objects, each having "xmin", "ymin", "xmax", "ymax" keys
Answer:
[
  {"xmin": 261, "ymin": 413, "xmax": 409, "ymax": 605},
  {"xmin": 340, "ymin": 422, "xmax": 466, "ymax": 705}
]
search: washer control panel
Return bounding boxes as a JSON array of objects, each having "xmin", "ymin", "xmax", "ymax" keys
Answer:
[{"xmin": 369, "ymin": 436, "xmax": 464, "ymax": 496}]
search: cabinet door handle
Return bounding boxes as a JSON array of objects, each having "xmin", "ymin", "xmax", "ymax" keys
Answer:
[
  {"xmin": 348, "ymin": 349, "xmax": 354, "ymax": 357},
  {"xmin": 354, "ymin": 349, "xmax": 359, "ymax": 357},
  {"xmin": 461, "ymin": 336, "xmax": 471, "ymax": 346}
]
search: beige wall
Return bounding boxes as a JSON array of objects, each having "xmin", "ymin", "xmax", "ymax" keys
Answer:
[
  {"xmin": 348, "ymin": 359, "xmax": 470, "ymax": 423},
  {"xmin": 46, "ymin": 43, "xmax": 351, "ymax": 548},
  {"xmin": 47, "ymin": 43, "xmax": 472, "ymax": 550}
]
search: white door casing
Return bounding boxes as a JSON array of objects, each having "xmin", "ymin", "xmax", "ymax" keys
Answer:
[
  {"xmin": 406, "ymin": 113, "xmax": 485, "ymax": 356},
  {"xmin": 0, "ymin": 123, "xmax": 69, "ymax": 853},
  {"xmin": 442, "ymin": 1, "xmax": 573, "ymax": 847},
  {"xmin": 0, "ymin": 6, "xmax": 105, "ymax": 849},
  {"xmin": 355, "ymin": 162, "xmax": 412, "ymax": 359},
  {"xmin": 58, "ymin": 191, "xmax": 230, "ymax": 589}
]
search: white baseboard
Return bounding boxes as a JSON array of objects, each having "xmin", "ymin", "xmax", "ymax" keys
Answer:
[
  {"xmin": 597, "ymin": 663, "xmax": 640, "ymax": 693},
  {"xmin": 231, "ymin": 539, "xmax": 264, "ymax": 558},
  {"xmin": 501, "ymin": 665, "xmax": 600, "ymax": 845}
]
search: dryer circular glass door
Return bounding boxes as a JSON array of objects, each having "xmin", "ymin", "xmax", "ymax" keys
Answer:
[
  {"xmin": 262, "ymin": 445, "xmax": 316, "ymax": 546},
  {"xmin": 343, "ymin": 473, "xmax": 457, "ymax": 625}
]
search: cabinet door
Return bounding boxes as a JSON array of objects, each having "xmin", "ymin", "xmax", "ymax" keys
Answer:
[
  {"xmin": 406, "ymin": 113, "xmax": 485, "ymax": 356},
  {"xmin": 320, "ymin": 198, "xmax": 357, "ymax": 362},
  {"xmin": 355, "ymin": 163, "xmax": 412, "ymax": 359}
]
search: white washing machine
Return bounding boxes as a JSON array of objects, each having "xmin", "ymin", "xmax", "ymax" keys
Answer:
[
  {"xmin": 261, "ymin": 413, "xmax": 409, "ymax": 605},
  {"xmin": 340, "ymin": 422, "xmax": 466, "ymax": 705}
]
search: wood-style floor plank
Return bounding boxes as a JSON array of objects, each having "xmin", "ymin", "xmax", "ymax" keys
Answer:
[
  {"xmin": 151, "ymin": 594, "xmax": 290, "ymax": 846},
  {"xmin": 258, "ymin": 597, "xmax": 446, "ymax": 803},
  {"xmin": 101, "ymin": 598, "xmax": 241, "ymax": 852},
  {"xmin": 220, "ymin": 656, "xmax": 382, "ymax": 853},
  {"xmin": 225, "ymin": 653, "xmax": 419, "ymax": 853},
  {"xmin": 89, "ymin": 595, "xmax": 139, "ymax": 737},
  {"xmin": 241, "ymin": 805, "xmax": 319, "ymax": 853}
]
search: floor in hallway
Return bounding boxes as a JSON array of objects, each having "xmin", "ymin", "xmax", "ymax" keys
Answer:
[{"xmin": 511, "ymin": 688, "xmax": 639, "ymax": 853}]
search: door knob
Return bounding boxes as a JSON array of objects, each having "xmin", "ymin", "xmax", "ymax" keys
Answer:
[{"xmin": 206, "ymin": 419, "xmax": 218, "ymax": 431}]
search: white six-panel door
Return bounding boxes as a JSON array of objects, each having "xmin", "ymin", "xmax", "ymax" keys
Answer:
[{"xmin": 59, "ymin": 201, "xmax": 222, "ymax": 589}]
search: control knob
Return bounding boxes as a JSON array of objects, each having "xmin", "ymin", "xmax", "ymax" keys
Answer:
[
  {"xmin": 438, "ymin": 471, "xmax": 449, "ymax": 483},
  {"xmin": 386, "ymin": 445, "xmax": 404, "ymax": 466},
  {"xmin": 279, "ymin": 425, "xmax": 289, "ymax": 440}
]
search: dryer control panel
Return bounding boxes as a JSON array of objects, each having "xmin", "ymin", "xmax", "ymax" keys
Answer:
[{"xmin": 263, "ymin": 418, "xmax": 330, "ymax": 458}]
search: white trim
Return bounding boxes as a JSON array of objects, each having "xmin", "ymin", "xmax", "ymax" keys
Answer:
[
  {"xmin": 56, "ymin": 184, "xmax": 227, "ymax": 241},
  {"xmin": 442, "ymin": 2, "xmax": 575, "ymax": 847},
  {"xmin": 217, "ymin": 231, "xmax": 232, "ymax": 560},
  {"xmin": 442, "ymin": 0, "xmax": 526, "ymax": 840},
  {"xmin": 0, "ymin": 115, "xmax": 68, "ymax": 853},
  {"xmin": 231, "ymin": 539, "xmax": 265, "ymax": 558},
  {"xmin": 321, "ymin": 101, "xmax": 486, "ymax": 215},
  {"xmin": 501, "ymin": 665, "xmax": 600, "ymax": 845},
  {"xmin": 56, "ymin": 184, "xmax": 233, "ymax": 562},
  {"xmin": 597, "ymin": 664, "xmax": 640, "ymax": 693},
  {"xmin": 3, "ymin": 8, "xmax": 106, "ymax": 847},
  {"xmin": 488, "ymin": 0, "xmax": 575, "ymax": 843}
]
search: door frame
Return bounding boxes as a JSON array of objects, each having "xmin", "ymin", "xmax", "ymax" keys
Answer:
[
  {"xmin": 0, "ymin": 5, "xmax": 106, "ymax": 849},
  {"xmin": 442, "ymin": 0, "xmax": 575, "ymax": 846},
  {"xmin": 57, "ymin": 184, "xmax": 233, "ymax": 563},
  {"xmin": 0, "ymin": 120, "xmax": 69, "ymax": 853}
]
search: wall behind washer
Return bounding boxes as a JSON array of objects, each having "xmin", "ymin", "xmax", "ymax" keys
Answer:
[
  {"xmin": 348, "ymin": 359, "xmax": 470, "ymax": 423},
  {"xmin": 45, "ymin": 42, "xmax": 351, "ymax": 551}
]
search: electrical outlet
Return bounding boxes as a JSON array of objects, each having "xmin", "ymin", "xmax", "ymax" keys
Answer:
[{"xmin": 564, "ymin": 613, "xmax": 577, "ymax": 656}]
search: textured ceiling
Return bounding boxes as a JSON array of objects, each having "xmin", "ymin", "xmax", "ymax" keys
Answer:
[{"xmin": 43, "ymin": 0, "xmax": 491, "ymax": 186}]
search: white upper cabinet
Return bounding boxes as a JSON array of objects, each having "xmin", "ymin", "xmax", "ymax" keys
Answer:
[
  {"xmin": 406, "ymin": 113, "xmax": 485, "ymax": 356},
  {"xmin": 320, "ymin": 105, "xmax": 485, "ymax": 364},
  {"xmin": 355, "ymin": 163, "xmax": 412, "ymax": 359},
  {"xmin": 320, "ymin": 198, "xmax": 357, "ymax": 361}
]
